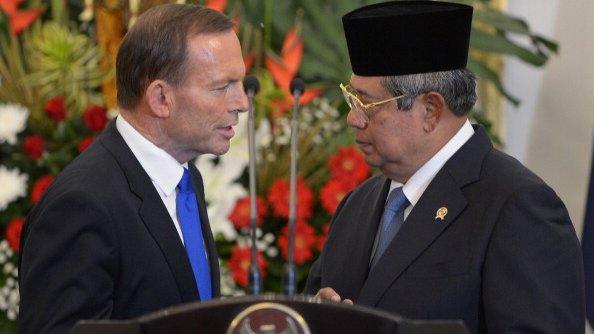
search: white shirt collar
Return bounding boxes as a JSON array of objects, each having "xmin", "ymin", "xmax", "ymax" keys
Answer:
[
  {"xmin": 390, "ymin": 119, "xmax": 475, "ymax": 205},
  {"xmin": 116, "ymin": 114, "xmax": 187, "ymax": 196}
]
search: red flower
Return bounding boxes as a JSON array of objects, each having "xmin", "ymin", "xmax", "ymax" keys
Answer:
[
  {"xmin": 320, "ymin": 179, "xmax": 355, "ymax": 215},
  {"xmin": 83, "ymin": 105, "xmax": 108, "ymax": 132},
  {"xmin": 44, "ymin": 96, "xmax": 67, "ymax": 122},
  {"xmin": 77, "ymin": 136, "xmax": 94, "ymax": 153},
  {"xmin": 9, "ymin": 7, "xmax": 42, "ymax": 35},
  {"xmin": 243, "ymin": 52, "xmax": 256, "ymax": 73},
  {"xmin": 316, "ymin": 223, "xmax": 330, "ymax": 252},
  {"xmin": 228, "ymin": 196, "xmax": 268, "ymax": 229},
  {"xmin": 277, "ymin": 221, "xmax": 317, "ymax": 264},
  {"xmin": 204, "ymin": 0, "xmax": 227, "ymax": 12},
  {"xmin": 31, "ymin": 174, "xmax": 54, "ymax": 203},
  {"xmin": 228, "ymin": 246, "xmax": 267, "ymax": 288},
  {"xmin": 267, "ymin": 177, "xmax": 314, "ymax": 220},
  {"xmin": 0, "ymin": 0, "xmax": 19, "ymax": 15},
  {"xmin": 329, "ymin": 146, "xmax": 370, "ymax": 184},
  {"xmin": 22, "ymin": 134, "xmax": 45, "ymax": 160},
  {"xmin": 264, "ymin": 27, "xmax": 323, "ymax": 116},
  {"xmin": 0, "ymin": 1, "xmax": 43, "ymax": 35},
  {"xmin": 5, "ymin": 217, "xmax": 24, "ymax": 252}
]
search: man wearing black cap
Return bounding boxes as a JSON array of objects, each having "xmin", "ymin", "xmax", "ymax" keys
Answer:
[{"xmin": 305, "ymin": 1, "xmax": 585, "ymax": 333}]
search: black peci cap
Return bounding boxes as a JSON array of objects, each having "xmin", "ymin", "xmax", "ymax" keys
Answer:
[{"xmin": 342, "ymin": 1, "xmax": 473, "ymax": 76}]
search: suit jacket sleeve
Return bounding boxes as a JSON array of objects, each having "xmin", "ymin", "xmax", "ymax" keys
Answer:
[
  {"xmin": 19, "ymin": 189, "xmax": 118, "ymax": 334},
  {"xmin": 304, "ymin": 191, "xmax": 353, "ymax": 295},
  {"xmin": 482, "ymin": 183, "xmax": 585, "ymax": 333}
]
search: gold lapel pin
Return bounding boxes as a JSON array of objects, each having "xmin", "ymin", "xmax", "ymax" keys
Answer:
[{"xmin": 435, "ymin": 207, "xmax": 448, "ymax": 221}]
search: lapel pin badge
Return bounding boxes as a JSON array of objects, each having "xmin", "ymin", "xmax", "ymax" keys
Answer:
[{"xmin": 435, "ymin": 207, "xmax": 448, "ymax": 221}]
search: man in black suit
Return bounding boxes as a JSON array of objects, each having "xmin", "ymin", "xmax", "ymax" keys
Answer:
[
  {"xmin": 305, "ymin": 1, "xmax": 585, "ymax": 333},
  {"xmin": 19, "ymin": 4, "xmax": 247, "ymax": 333}
]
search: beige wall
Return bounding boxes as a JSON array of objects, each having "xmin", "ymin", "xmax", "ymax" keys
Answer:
[
  {"xmin": 503, "ymin": 2, "xmax": 594, "ymax": 332},
  {"xmin": 504, "ymin": 0, "xmax": 594, "ymax": 236}
]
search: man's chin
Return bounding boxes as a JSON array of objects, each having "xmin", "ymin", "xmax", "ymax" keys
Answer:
[{"xmin": 209, "ymin": 143, "xmax": 231, "ymax": 156}]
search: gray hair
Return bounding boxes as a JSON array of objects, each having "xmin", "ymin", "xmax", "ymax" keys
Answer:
[{"xmin": 380, "ymin": 68, "xmax": 477, "ymax": 116}]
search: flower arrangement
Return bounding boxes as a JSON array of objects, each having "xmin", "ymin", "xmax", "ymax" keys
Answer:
[
  {"xmin": 0, "ymin": 4, "xmax": 110, "ymax": 329},
  {"xmin": 0, "ymin": 98, "xmax": 110, "ymax": 324},
  {"xmin": 198, "ymin": 96, "xmax": 370, "ymax": 294},
  {"xmin": 0, "ymin": 1, "xmax": 559, "ymax": 331}
]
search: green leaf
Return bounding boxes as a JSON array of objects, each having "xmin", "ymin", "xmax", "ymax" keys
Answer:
[
  {"xmin": 473, "ymin": 8, "xmax": 530, "ymax": 35},
  {"xmin": 467, "ymin": 59, "xmax": 520, "ymax": 106},
  {"xmin": 470, "ymin": 29, "xmax": 548, "ymax": 66},
  {"xmin": 533, "ymin": 34, "xmax": 559, "ymax": 54}
]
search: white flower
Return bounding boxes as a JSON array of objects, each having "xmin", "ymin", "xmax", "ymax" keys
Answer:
[
  {"xmin": 219, "ymin": 260, "xmax": 244, "ymax": 297},
  {"xmin": 0, "ymin": 103, "xmax": 29, "ymax": 145},
  {"xmin": 0, "ymin": 166, "xmax": 28, "ymax": 211},
  {"xmin": 195, "ymin": 113, "xmax": 273, "ymax": 242}
]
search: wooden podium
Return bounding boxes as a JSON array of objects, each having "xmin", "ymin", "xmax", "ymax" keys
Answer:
[{"xmin": 72, "ymin": 294, "xmax": 469, "ymax": 334}]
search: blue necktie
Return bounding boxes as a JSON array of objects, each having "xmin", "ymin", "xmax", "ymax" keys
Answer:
[
  {"xmin": 177, "ymin": 168, "xmax": 212, "ymax": 300},
  {"xmin": 370, "ymin": 187, "xmax": 409, "ymax": 269}
]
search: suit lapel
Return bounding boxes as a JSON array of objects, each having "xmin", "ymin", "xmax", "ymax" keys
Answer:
[
  {"xmin": 358, "ymin": 170, "xmax": 467, "ymax": 306},
  {"xmin": 337, "ymin": 176, "xmax": 390, "ymax": 300},
  {"xmin": 98, "ymin": 121, "xmax": 199, "ymax": 302},
  {"xmin": 357, "ymin": 124, "xmax": 492, "ymax": 307},
  {"xmin": 189, "ymin": 164, "xmax": 221, "ymax": 298}
]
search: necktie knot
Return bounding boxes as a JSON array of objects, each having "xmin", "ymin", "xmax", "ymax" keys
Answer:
[
  {"xmin": 178, "ymin": 168, "xmax": 193, "ymax": 193},
  {"xmin": 385, "ymin": 187, "xmax": 409, "ymax": 214}
]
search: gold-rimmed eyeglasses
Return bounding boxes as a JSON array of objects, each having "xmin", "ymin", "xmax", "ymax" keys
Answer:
[{"xmin": 339, "ymin": 83, "xmax": 405, "ymax": 123}]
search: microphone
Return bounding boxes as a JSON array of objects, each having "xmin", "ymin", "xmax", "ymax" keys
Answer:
[
  {"xmin": 243, "ymin": 75, "xmax": 260, "ymax": 97},
  {"xmin": 283, "ymin": 77, "xmax": 304, "ymax": 297},
  {"xmin": 290, "ymin": 78, "xmax": 305, "ymax": 97},
  {"xmin": 243, "ymin": 75, "xmax": 261, "ymax": 295}
]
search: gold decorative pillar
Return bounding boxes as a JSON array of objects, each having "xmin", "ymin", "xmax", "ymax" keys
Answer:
[
  {"xmin": 474, "ymin": 0, "xmax": 507, "ymax": 145},
  {"xmin": 96, "ymin": 1, "xmax": 127, "ymax": 110}
]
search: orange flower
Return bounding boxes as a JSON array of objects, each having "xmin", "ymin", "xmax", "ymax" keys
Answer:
[
  {"xmin": 243, "ymin": 52, "xmax": 256, "ymax": 73},
  {"xmin": 228, "ymin": 246, "xmax": 267, "ymax": 288},
  {"xmin": 0, "ymin": 0, "xmax": 20, "ymax": 15},
  {"xmin": 320, "ymin": 179, "xmax": 355, "ymax": 215},
  {"xmin": 204, "ymin": 0, "xmax": 227, "ymax": 13},
  {"xmin": 264, "ymin": 27, "xmax": 322, "ymax": 116},
  {"xmin": 277, "ymin": 221, "xmax": 317, "ymax": 264},
  {"xmin": 329, "ymin": 146, "xmax": 370, "ymax": 184},
  {"xmin": 0, "ymin": 1, "xmax": 43, "ymax": 35},
  {"xmin": 267, "ymin": 177, "xmax": 314, "ymax": 220},
  {"xmin": 9, "ymin": 7, "xmax": 42, "ymax": 35},
  {"xmin": 228, "ymin": 196, "xmax": 268, "ymax": 229}
]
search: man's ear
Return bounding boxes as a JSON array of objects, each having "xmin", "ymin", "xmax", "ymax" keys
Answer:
[
  {"xmin": 145, "ymin": 80, "xmax": 174, "ymax": 118},
  {"xmin": 421, "ymin": 91, "xmax": 445, "ymax": 132}
]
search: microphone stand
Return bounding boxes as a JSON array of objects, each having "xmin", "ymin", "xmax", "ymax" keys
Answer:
[
  {"xmin": 244, "ymin": 76, "xmax": 261, "ymax": 295},
  {"xmin": 284, "ymin": 78, "xmax": 305, "ymax": 297}
]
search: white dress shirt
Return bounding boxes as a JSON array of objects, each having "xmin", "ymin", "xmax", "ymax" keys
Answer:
[
  {"xmin": 391, "ymin": 119, "xmax": 475, "ymax": 220},
  {"xmin": 116, "ymin": 115, "xmax": 186, "ymax": 243}
]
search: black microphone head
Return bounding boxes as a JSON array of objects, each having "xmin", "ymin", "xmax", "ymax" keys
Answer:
[
  {"xmin": 290, "ymin": 78, "xmax": 305, "ymax": 96},
  {"xmin": 243, "ymin": 75, "xmax": 260, "ymax": 95}
]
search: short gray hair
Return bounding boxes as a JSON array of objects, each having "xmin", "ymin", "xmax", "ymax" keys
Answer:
[{"xmin": 380, "ymin": 68, "xmax": 477, "ymax": 116}]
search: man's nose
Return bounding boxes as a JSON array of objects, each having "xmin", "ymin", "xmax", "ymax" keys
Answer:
[
  {"xmin": 346, "ymin": 108, "xmax": 367, "ymax": 129},
  {"xmin": 232, "ymin": 82, "xmax": 249, "ymax": 113}
]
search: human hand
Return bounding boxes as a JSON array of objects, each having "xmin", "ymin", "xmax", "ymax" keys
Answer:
[{"xmin": 315, "ymin": 287, "xmax": 354, "ymax": 305}]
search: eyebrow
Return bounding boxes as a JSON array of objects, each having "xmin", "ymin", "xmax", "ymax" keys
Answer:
[
  {"xmin": 210, "ymin": 77, "xmax": 241, "ymax": 87},
  {"xmin": 350, "ymin": 84, "xmax": 380, "ymax": 100}
]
